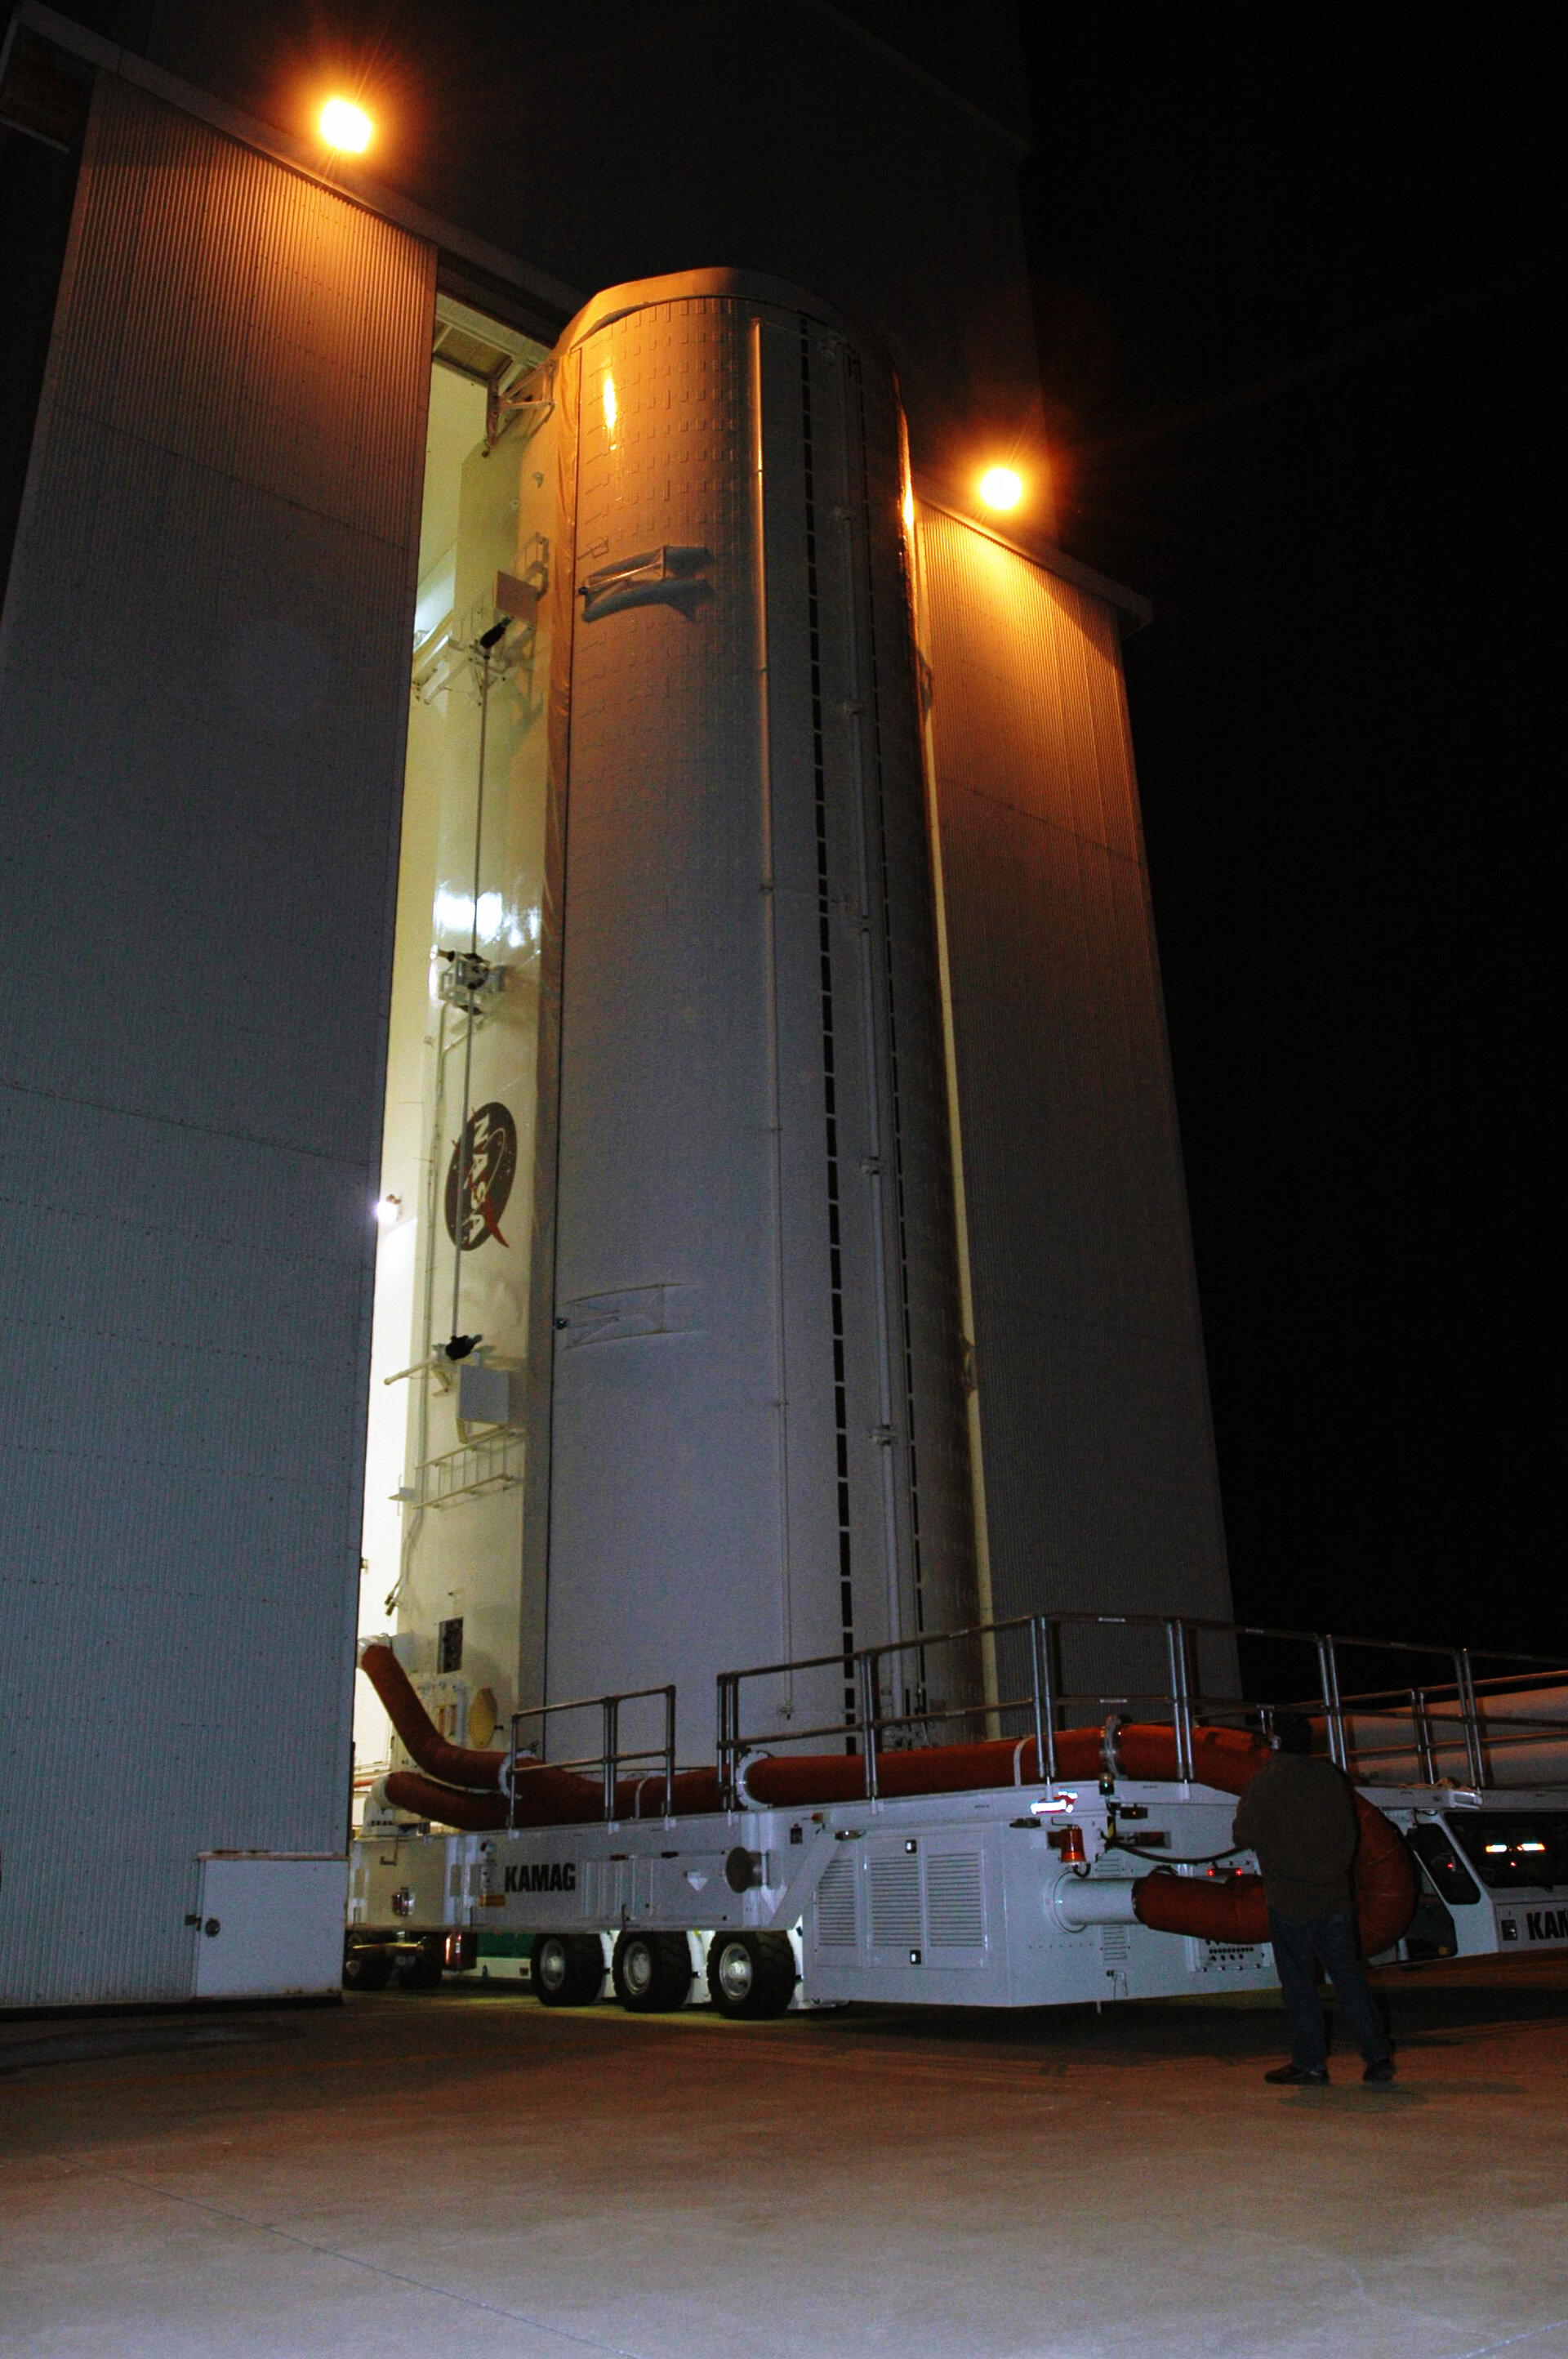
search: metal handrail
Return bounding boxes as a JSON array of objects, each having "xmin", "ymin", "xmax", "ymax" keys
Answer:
[
  {"xmin": 715, "ymin": 1608, "xmax": 1566, "ymax": 1806},
  {"xmin": 506, "ymin": 1683, "xmax": 676, "ymax": 1828}
]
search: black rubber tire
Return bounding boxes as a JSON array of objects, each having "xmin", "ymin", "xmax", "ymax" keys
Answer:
[
  {"xmin": 532, "ymin": 1933, "xmax": 604, "ymax": 2007},
  {"xmin": 705, "ymin": 1931, "xmax": 797, "ymax": 2020},
  {"xmin": 394, "ymin": 1940, "xmax": 444, "ymax": 1991},
  {"xmin": 342, "ymin": 1942, "xmax": 394, "ymax": 1992},
  {"xmin": 612, "ymin": 1931, "xmax": 694, "ymax": 2013}
]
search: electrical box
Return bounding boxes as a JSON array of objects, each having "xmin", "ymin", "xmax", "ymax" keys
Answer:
[
  {"xmin": 457, "ymin": 1361, "xmax": 521, "ymax": 1426},
  {"xmin": 189, "ymin": 1853, "xmax": 348, "ymax": 1998}
]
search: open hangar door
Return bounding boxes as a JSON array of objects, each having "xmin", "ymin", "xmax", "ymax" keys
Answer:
[
  {"xmin": 0, "ymin": 71, "xmax": 435, "ymax": 2006},
  {"xmin": 350, "ymin": 293, "xmax": 555, "ymax": 1821}
]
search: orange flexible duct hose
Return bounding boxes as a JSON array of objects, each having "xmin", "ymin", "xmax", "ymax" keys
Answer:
[
  {"xmin": 359, "ymin": 1640, "xmax": 509, "ymax": 1791},
  {"xmin": 613, "ymin": 1769, "xmax": 724, "ymax": 1818},
  {"xmin": 383, "ymin": 1765, "xmax": 604, "ymax": 1829},
  {"xmin": 378, "ymin": 1765, "xmax": 726, "ymax": 1831},
  {"xmin": 1123, "ymin": 1731, "xmax": 1417, "ymax": 1955}
]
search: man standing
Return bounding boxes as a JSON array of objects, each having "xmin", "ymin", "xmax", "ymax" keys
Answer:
[{"xmin": 1233, "ymin": 1711, "xmax": 1396, "ymax": 2085}]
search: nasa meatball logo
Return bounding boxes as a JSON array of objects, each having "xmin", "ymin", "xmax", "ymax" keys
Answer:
[{"xmin": 444, "ymin": 1102, "xmax": 516, "ymax": 1250}]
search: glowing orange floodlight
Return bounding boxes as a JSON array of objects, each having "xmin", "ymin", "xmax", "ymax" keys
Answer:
[
  {"xmin": 978, "ymin": 466, "xmax": 1022, "ymax": 512},
  {"xmin": 319, "ymin": 97, "xmax": 372, "ymax": 154}
]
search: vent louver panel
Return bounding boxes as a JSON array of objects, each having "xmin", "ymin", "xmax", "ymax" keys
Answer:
[
  {"xmin": 869, "ymin": 1853, "xmax": 923, "ymax": 1948},
  {"xmin": 813, "ymin": 1853, "xmax": 859, "ymax": 1947},
  {"xmin": 925, "ymin": 1851, "xmax": 984, "ymax": 1947}
]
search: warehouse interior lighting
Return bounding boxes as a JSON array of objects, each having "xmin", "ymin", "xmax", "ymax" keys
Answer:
[
  {"xmin": 979, "ymin": 466, "xmax": 1022, "ymax": 512},
  {"xmin": 319, "ymin": 97, "xmax": 372, "ymax": 154}
]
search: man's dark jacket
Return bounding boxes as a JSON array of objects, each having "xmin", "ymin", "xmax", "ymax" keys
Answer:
[{"xmin": 1232, "ymin": 1753, "xmax": 1359, "ymax": 1919}]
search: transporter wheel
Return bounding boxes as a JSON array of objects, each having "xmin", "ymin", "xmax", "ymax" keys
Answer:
[
  {"xmin": 706, "ymin": 1932, "xmax": 797, "ymax": 2020},
  {"xmin": 532, "ymin": 1933, "xmax": 604, "ymax": 2008},
  {"xmin": 342, "ymin": 1942, "xmax": 394, "ymax": 1992},
  {"xmin": 394, "ymin": 1939, "xmax": 444, "ymax": 1991},
  {"xmin": 612, "ymin": 1931, "xmax": 693, "ymax": 2013}
]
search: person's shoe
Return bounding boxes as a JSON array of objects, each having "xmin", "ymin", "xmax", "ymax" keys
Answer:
[
  {"xmin": 1264, "ymin": 2063, "xmax": 1329, "ymax": 2085},
  {"xmin": 1362, "ymin": 2057, "xmax": 1396, "ymax": 2084}
]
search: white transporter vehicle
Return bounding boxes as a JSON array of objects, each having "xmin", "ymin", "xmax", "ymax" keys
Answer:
[
  {"xmin": 350, "ymin": 267, "xmax": 1567, "ymax": 2015},
  {"xmin": 347, "ymin": 1612, "xmax": 1568, "ymax": 2013}
]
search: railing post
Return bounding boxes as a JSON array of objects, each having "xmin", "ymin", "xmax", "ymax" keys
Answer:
[
  {"xmin": 1026, "ymin": 1614, "xmax": 1047, "ymax": 1782},
  {"xmin": 507, "ymin": 1710, "xmax": 521, "ymax": 1833},
  {"xmin": 717, "ymin": 1674, "xmax": 732, "ymax": 1810},
  {"xmin": 1412, "ymin": 1687, "xmax": 1437, "ymax": 1784},
  {"xmin": 663, "ymin": 1685, "xmax": 676, "ymax": 1819},
  {"xmin": 1455, "ymin": 1648, "xmax": 1486, "ymax": 1788},
  {"xmin": 1183, "ymin": 1623, "xmax": 1202, "ymax": 1732},
  {"xmin": 1041, "ymin": 1617, "xmax": 1061, "ymax": 1781},
  {"xmin": 1166, "ymin": 1617, "xmax": 1195, "ymax": 1783},
  {"xmin": 1317, "ymin": 1634, "xmax": 1348, "ymax": 1770},
  {"xmin": 858, "ymin": 1652, "xmax": 880, "ymax": 1801},
  {"xmin": 602, "ymin": 1697, "xmax": 618, "ymax": 1822}
]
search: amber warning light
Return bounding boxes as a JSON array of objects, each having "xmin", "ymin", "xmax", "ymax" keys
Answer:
[{"xmin": 319, "ymin": 97, "xmax": 372, "ymax": 154}]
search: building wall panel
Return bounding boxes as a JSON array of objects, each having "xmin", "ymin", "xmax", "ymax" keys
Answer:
[
  {"xmin": 0, "ymin": 76, "xmax": 433, "ymax": 2005},
  {"xmin": 919, "ymin": 512, "xmax": 1231, "ymax": 1710}
]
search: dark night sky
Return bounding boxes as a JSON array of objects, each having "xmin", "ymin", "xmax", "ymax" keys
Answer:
[{"xmin": 1016, "ymin": 12, "xmax": 1554, "ymax": 1669}]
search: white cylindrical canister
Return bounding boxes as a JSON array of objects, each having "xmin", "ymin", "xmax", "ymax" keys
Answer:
[{"xmin": 536, "ymin": 270, "xmax": 976, "ymax": 1762}]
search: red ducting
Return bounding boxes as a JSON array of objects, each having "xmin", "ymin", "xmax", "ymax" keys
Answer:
[
  {"xmin": 382, "ymin": 1767, "xmax": 604, "ymax": 1830},
  {"xmin": 383, "ymin": 1771, "xmax": 509, "ymax": 1829},
  {"xmin": 376, "ymin": 1765, "xmax": 728, "ymax": 1832},
  {"xmin": 359, "ymin": 1641, "xmax": 509, "ymax": 1791},
  {"xmin": 1120, "ymin": 1731, "xmax": 1417, "ymax": 1957},
  {"xmin": 737, "ymin": 1723, "xmax": 1267, "ymax": 1807},
  {"xmin": 615, "ymin": 1769, "xmax": 724, "ymax": 1818}
]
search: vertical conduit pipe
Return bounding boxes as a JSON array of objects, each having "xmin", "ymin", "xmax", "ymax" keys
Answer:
[
  {"xmin": 902, "ymin": 482, "xmax": 999, "ymax": 1733},
  {"xmin": 748, "ymin": 316, "xmax": 795, "ymax": 1706}
]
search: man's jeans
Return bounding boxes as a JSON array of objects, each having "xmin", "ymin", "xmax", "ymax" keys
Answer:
[{"xmin": 1267, "ymin": 1906, "xmax": 1391, "ymax": 2070}]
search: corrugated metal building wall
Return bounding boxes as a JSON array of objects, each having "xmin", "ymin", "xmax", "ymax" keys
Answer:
[
  {"xmin": 917, "ymin": 511, "xmax": 1232, "ymax": 1712},
  {"xmin": 0, "ymin": 76, "xmax": 433, "ymax": 2004}
]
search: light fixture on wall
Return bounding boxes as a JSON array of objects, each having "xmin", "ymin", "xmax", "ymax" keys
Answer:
[
  {"xmin": 978, "ymin": 466, "xmax": 1022, "ymax": 512},
  {"xmin": 319, "ymin": 97, "xmax": 372, "ymax": 154}
]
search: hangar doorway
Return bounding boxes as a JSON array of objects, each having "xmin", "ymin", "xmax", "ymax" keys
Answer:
[{"xmin": 354, "ymin": 297, "xmax": 556, "ymax": 1814}]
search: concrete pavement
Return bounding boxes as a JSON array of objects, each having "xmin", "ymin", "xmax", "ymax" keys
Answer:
[{"xmin": 3, "ymin": 1960, "xmax": 1566, "ymax": 2357}]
